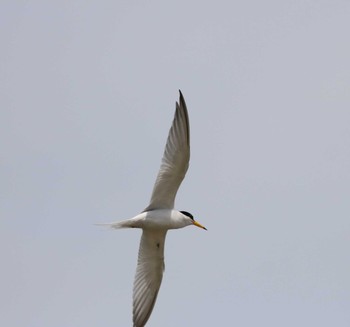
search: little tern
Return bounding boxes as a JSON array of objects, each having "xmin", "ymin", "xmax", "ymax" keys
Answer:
[{"xmin": 102, "ymin": 91, "xmax": 206, "ymax": 327}]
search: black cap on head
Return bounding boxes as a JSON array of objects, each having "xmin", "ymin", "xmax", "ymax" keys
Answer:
[{"xmin": 180, "ymin": 211, "xmax": 194, "ymax": 220}]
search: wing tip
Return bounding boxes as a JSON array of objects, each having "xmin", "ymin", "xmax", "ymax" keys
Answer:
[
  {"xmin": 178, "ymin": 89, "xmax": 185, "ymax": 104},
  {"xmin": 177, "ymin": 89, "xmax": 190, "ymax": 140},
  {"xmin": 177, "ymin": 89, "xmax": 188, "ymax": 112}
]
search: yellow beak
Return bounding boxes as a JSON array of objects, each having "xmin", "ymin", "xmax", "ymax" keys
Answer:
[{"xmin": 193, "ymin": 220, "xmax": 207, "ymax": 230}]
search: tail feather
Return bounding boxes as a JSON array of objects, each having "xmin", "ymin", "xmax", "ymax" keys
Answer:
[{"xmin": 95, "ymin": 219, "xmax": 135, "ymax": 229}]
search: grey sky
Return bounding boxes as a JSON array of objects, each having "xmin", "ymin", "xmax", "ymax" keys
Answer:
[{"xmin": 1, "ymin": 1, "xmax": 350, "ymax": 326}]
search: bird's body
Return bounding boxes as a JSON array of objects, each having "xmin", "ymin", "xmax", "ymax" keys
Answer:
[
  {"xmin": 109, "ymin": 209, "xmax": 194, "ymax": 230},
  {"xmin": 101, "ymin": 91, "xmax": 206, "ymax": 327}
]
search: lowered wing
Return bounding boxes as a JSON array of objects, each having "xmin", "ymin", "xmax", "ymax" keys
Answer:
[{"xmin": 133, "ymin": 230, "xmax": 167, "ymax": 327}]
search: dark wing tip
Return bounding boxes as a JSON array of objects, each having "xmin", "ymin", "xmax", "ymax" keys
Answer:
[
  {"xmin": 178, "ymin": 89, "xmax": 185, "ymax": 104},
  {"xmin": 176, "ymin": 90, "xmax": 190, "ymax": 147},
  {"xmin": 176, "ymin": 90, "xmax": 188, "ymax": 115},
  {"xmin": 175, "ymin": 90, "xmax": 185, "ymax": 109}
]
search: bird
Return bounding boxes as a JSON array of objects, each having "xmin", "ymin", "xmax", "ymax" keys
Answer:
[{"xmin": 101, "ymin": 91, "xmax": 207, "ymax": 327}]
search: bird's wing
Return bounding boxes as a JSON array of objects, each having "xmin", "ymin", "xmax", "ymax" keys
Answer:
[
  {"xmin": 144, "ymin": 91, "xmax": 190, "ymax": 211},
  {"xmin": 133, "ymin": 229, "xmax": 167, "ymax": 327}
]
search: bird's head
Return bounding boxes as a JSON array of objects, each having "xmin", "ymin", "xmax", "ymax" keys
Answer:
[{"xmin": 180, "ymin": 211, "xmax": 207, "ymax": 230}]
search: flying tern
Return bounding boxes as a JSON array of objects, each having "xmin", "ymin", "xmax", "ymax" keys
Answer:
[{"xmin": 102, "ymin": 91, "xmax": 206, "ymax": 327}]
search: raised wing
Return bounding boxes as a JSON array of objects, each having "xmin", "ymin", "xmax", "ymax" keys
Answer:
[
  {"xmin": 133, "ymin": 230, "xmax": 167, "ymax": 327},
  {"xmin": 144, "ymin": 91, "xmax": 190, "ymax": 211}
]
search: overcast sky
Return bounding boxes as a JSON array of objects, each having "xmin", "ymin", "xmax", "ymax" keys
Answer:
[{"xmin": 1, "ymin": 1, "xmax": 350, "ymax": 326}]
